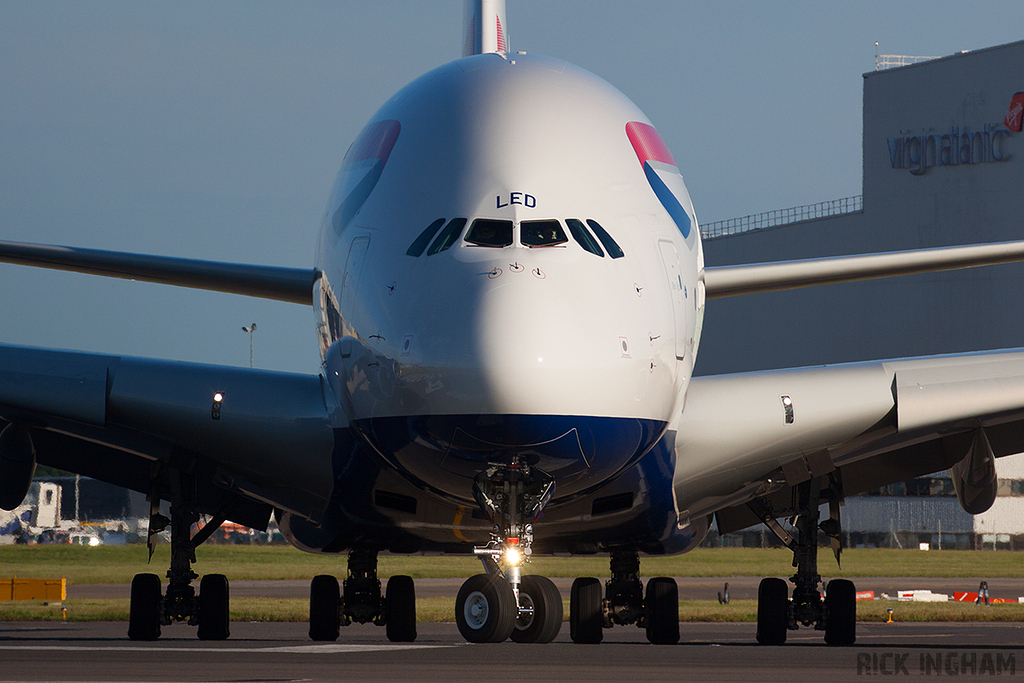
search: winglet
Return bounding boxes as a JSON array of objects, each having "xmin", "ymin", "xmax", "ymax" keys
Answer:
[{"xmin": 463, "ymin": 0, "xmax": 508, "ymax": 57}]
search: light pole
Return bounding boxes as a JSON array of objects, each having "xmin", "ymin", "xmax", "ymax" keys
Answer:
[{"xmin": 242, "ymin": 323, "xmax": 257, "ymax": 368}]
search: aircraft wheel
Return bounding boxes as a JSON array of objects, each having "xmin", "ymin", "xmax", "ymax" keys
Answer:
[
  {"xmin": 456, "ymin": 574, "xmax": 516, "ymax": 643},
  {"xmin": 824, "ymin": 579, "xmax": 857, "ymax": 646},
  {"xmin": 510, "ymin": 575, "xmax": 562, "ymax": 644},
  {"xmin": 308, "ymin": 574, "xmax": 341, "ymax": 641},
  {"xmin": 756, "ymin": 577, "xmax": 788, "ymax": 645},
  {"xmin": 197, "ymin": 573, "xmax": 230, "ymax": 641},
  {"xmin": 645, "ymin": 577, "xmax": 680, "ymax": 645},
  {"xmin": 385, "ymin": 575, "xmax": 417, "ymax": 642},
  {"xmin": 569, "ymin": 577, "xmax": 603, "ymax": 644},
  {"xmin": 127, "ymin": 573, "xmax": 162, "ymax": 641}
]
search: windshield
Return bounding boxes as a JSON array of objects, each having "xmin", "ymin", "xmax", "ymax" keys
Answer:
[
  {"xmin": 521, "ymin": 220, "xmax": 568, "ymax": 247},
  {"xmin": 465, "ymin": 219, "xmax": 514, "ymax": 247}
]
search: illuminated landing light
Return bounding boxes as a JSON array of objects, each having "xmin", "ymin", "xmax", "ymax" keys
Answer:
[{"xmin": 781, "ymin": 395, "xmax": 794, "ymax": 424}]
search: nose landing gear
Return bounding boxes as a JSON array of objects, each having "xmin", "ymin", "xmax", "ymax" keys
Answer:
[{"xmin": 454, "ymin": 458, "xmax": 562, "ymax": 643}]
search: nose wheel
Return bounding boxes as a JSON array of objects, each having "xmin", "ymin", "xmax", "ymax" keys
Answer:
[
  {"xmin": 456, "ymin": 573, "xmax": 516, "ymax": 643},
  {"xmin": 510, "ymin": 575, "xmax": 563, "ymax": 643},
  {"xmin": 456, "ymin": 457, "xmax": 562, "ymax": 643}
]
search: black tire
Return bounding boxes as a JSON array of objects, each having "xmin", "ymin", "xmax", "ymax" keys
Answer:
[
  {"xmin": 510, "ymin": 575, "xmax": 563, "ymax": 644},
  {"xmin": 645, "ymin": 577, "xmax": 679, "ymax": 645},
  {"xmin": 385, "ymin": 575, "xmax": 417, "ymax": 643},
  {"xmin": 824, "ymin": 579, "xmax": 857, "ymax": 646},
  {"xmin": 756, "ymin": 577, "xmax": 788, "ymax": 646},
  {"xmin": 455, "ymin": 574, "xmax": 516, "ymax": 643},
  {"xmin": 569, "ymin": 577, "xmax": 603, "ymax": 644},
  {"xmin": 127, "ymin": 573, "xmax": 162, "ymax": 641},
  {"xmin": 197, "ymin": 573, "xmax": 230, "ymax": 641},
  {"xmin": 309, "ymin": 574, "xmax": 341, "ymax": 641}
]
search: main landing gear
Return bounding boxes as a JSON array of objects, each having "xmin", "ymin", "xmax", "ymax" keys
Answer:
[
  {"xmin": 128, "ymin": 477, "xmax": 230, "ymax": 641},
  {"xmin": 569, "ymin": 550, "xmax": 680, "ymax": 645},
  {"xmin": 308, "ymin": 549, "xmax": 417, "ymax": 643},
  {"xmin": 454, "ymin": 458, "xmax": 563, "ymax": 643},
  {"xmin": 749, "ymin": 475, "xmax": 856, "ymax": 646}
]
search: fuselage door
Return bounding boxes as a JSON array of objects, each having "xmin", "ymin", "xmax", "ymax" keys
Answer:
[{"xmin": 340, "ymin": 236, "xmax": 370, "ymax": 335}]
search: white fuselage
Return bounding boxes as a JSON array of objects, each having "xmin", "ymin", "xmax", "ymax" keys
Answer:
[{"xmin": 314, "ymin": 52, "xmax": 703, "ymax": 505}]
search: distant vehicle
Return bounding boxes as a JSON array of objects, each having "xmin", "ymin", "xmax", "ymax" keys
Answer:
[{"xmin": 67, "ymin": 532, "xmax": 102, "ymax": 547}]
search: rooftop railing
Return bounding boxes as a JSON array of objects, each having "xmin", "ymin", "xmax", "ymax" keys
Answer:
[
  {"xmin": 701, "ymin": 195, "xmax": 863, "ymax": 240},
  {"xmin": 874, "ymin": 54, "xmax": 940, "ymax": 71}
]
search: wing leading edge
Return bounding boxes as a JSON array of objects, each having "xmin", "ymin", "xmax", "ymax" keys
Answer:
[
  {"xmin": 703, "ymin": 239, "xmax": 1024, "ymax": 299},
  {"xmin": 0, "ymin": 240, "xmax": 320, "ymax": 305}
]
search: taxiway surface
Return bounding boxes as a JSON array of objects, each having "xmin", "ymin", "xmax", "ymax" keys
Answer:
[{"xmin": 2, "ymin": 620, "xmax": 1023, "ymax": 683}]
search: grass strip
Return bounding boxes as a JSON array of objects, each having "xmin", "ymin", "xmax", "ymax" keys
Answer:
[
  {"xmin": 3, "ymin": 597, "xmax": 1022, "ymax": 624},
  {"xmin": 4, "ymin": 547, "xmax": 1024, "ymax": 584}
]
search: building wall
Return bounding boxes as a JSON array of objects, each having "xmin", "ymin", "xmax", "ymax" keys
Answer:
[
  {"xmin": 842, "ymin": 497, "xmax": 972, "ymax": 535},
  {"xmin": 696, "ymin": 40, "xmax": 1024, "ymax": 541},
  {"xmin": 697, "ymin": 39, "xmax": 1024, "ymax": 377}
]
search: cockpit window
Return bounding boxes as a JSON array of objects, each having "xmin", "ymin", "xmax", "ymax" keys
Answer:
[
  {"xmin": 407, "ymin": 218, "xmax": 446, "ymax": 256},
  {"xmin": 427, "ymin": 217, "xmax": 468, "ymax": 255},
  {"xmin": 521, "ymin": 220, "xmax": 568, "ymax": 247},
  {"xmin": 465, "ymin": 219, "xmax": 513, "ymax": 247},
  {"xmin": 586, "ymin": 219, "xmax": 625, "ymax": 258},
  {"xmin": 565, "ymin": 219, "xmax": 604, "ymax": 257}
]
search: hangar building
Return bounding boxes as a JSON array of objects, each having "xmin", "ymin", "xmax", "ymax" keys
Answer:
[{"xmin": 697, "ymin": 39, "xmax": 1024, "ymax": 549}]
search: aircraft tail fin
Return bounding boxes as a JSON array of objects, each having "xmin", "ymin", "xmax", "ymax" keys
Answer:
[{"xmin": 463, "ymin": 0, "xmax": 508, "ymax": 57}]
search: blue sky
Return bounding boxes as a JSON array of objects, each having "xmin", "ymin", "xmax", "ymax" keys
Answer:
[{"xmin": 2, "ymin": 1, "xmax": 1023, "ymax": 374}]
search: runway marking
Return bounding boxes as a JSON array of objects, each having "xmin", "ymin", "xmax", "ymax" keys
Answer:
[{"xmin": 0, "ymin": 643, "xmax": 456, "ymax": 654}]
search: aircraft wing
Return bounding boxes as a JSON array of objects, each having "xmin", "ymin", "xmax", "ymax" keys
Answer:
[
  {"xmin": 0, "ymin": 343, "xmax": 337, "ymax": 527},
  {"xmin": 0, "ymin": 240, "xmax": 320, "ymax": 305},
  {"xmin": 674, "ymin": 348, "xmax": 1024, "ymax": 532},
  {"xmin": 703, "ymin": 239, "xmax": 1024, "ymax": 299}
]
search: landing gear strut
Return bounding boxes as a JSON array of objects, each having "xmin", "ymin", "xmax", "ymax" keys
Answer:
[
  {"xmin": 128, "ymin": 472, "xmax": 229, "ymax": 641},
  {"xmin": 454, "ymin": 457, "xmax": 562, "ymax": 643},
  {"xmin": 308, "ymin": 549, "xmax": 417, "ymax": 642},
  {"xmin": 750, "ymin": 475, "xmax": 856, "ymax": 646},
  {"xmin": 569, "ymin": 550, "xmax": 679, "ymax": 644}
]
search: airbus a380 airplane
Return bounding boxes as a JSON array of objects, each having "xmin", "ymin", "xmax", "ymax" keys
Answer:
[{"xmin": 4, "ymin": 0, "xmax": 1024, "ymax": 647}]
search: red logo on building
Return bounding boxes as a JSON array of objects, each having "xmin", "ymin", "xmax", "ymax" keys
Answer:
[{"xmin": 1005, "ymin": 92, "xmax": 1024, "ymax": 132}]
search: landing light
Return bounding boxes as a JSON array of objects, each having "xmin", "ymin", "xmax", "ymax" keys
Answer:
[
  {"xmin": 212, "ymin": 392, "xmax": 225, "ymax": 421},
  {"xmin": 505, "ymin": 546, "xmax": 522, "ymax": 566},
  {"xmin": 781, "ymin": 395, "xmax": 794, "ymax": 424}
]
